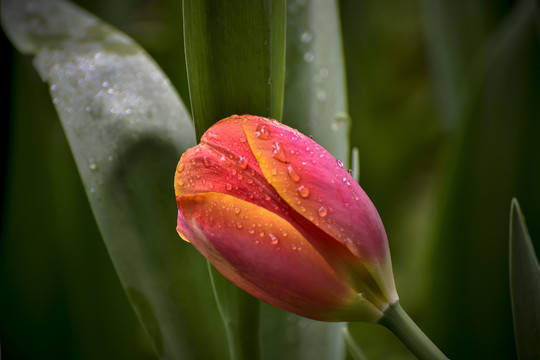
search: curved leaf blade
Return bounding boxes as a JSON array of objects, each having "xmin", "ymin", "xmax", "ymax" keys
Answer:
[
  {"xmin": 1, "ymin": 1, "xmax": 228, "ymax": 359},
  {"xmin": 510, "ymin": 198, "xmax": 540, "ymax": 360},
  {"xmin": 183, "ymin": 0, "xmax": 286, "ymax": 138},
  {"xmin": 282, "ymin": 0, "xmax": 349, "ymax": 165}
]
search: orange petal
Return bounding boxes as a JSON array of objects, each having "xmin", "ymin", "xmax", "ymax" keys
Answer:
[{"xmin": 176, "ymin": 192, "xmax": 377, "ymax": 321}]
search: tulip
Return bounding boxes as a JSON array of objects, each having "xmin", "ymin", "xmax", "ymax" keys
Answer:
[{"xmin": 174, "ymin": 114, "xmax": 398, "ymax": 322}]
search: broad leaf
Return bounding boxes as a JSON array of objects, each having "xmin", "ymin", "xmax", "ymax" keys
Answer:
[
  {"xmin": 183, "ymin": 1, "xmax": 285, "ymax": 359},
  {"xmin": 282, "ymin": 0, "xmax": 349, "ymax": 165},
  {"xmin": 1, "ymin": 0, "xmax": 228, "ymax": 358},
  {"xmin": 510, "ymin": 198, "xmax": 540, "ymax": 360},
  {"xmin": 183, "ymin": 0, "xmax": 286, "ymax": 138}
]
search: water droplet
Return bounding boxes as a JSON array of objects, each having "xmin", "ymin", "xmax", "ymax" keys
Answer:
[
  {"xmin": 226, "ymin": 183, "xmax": 233, "ymax": 191},
  {"xmin": 318, "ymin": 206, "xmax": 328, "ymax": 218},
  {"xmin": 255, "ymin": 124, "xmax": 271, "ymax": 139},
  {"xmin": 269, "ymin": 233, "xmax": 279, "ymax": 245},
  {"xmin": 348, "ymin": 169, "xmax": 353, "ymax": 175},
  {"xmin": 297, "ymin": 185, "xmax": 309, "ymax": 198},
  {"xmin": 238, "ymin": 156, "xmax": 248, "ymax": 169},
  {"xmin": 287, "ymin": 165, "xmax": 300, "ymax": 182},
  {"xmin": 191, "ymin": 159, "xmax": 196, "ymax": 166},
  {"xmin": 178, "ymin": 180, "xmax": 185, "ymax": 186},
  {"xmin": 248, "ymin": 227, "xmax": 255, "ymax": 234},
  {"xmin": 102, "ymin": 81, "xmax": 109, "ymax": 87},
  {"xmin": 316, "ymin": 89, "xmax": 327, "ymax": 102},
  {"xmin": 208, "ymin": 132, "xmax": 221, "ymax": 141},
  {"xmin": 332, "ymin": 112, "xmax": 350, "ymax": 131},
  {"xmin": 281, "ymin": 230, "xmax": 288, "ymax": 237},
  {"xmin": 336, "ymin": 159, "xmax": 344, "ymax": 168},
  {"xmin": 271, "ymin": 168, "xmax": 278, "ymax": 176},
  {"xmin": 88, "ymin": 159, "xmax": 97, "ymax": 171},
  {"xmin": 303, "ymin": 52, "xmax": 315, "ymax": 63},
  {"xmin": 240, "ymin": 137, "xmax": 247, "ymax": 143},
  {"xmin": 258, "ymin": 230, "xmax": 265, "ymax": 238},
  {"xmin": 320, "ymin": 68, "xmax": 329, "ymax": 77},
  {"xmin": 272, "ymin": 142, "xmax": 287, "ymax": 163},
  {"xmin": 90, "ymin": 187, "xmax": 95, "ymax": 193},
  {"xmin": 235, "ymin": 222, "xmax": 243, "ymax": 229},
  {"xmin": 300, "ymin": 31, "xmax": 312, "ymax": 43},
  {"xmin": 50, "ymin": 84, "xmax": 57, "ymax": 91},
  {"xmin": 234, "ymin": 206, "xmax": 241, "ymax": 215},
  {"xmin": 203, "ymin": 157, "xmax": 212, "ymax": 168}
]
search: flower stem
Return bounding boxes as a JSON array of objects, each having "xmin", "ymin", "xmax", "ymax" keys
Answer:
[{"xmin": 378, "ymin": 302, "xmax": 448, "ymax": 360}]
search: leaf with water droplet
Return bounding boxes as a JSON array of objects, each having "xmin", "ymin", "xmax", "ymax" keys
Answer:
[{"xmin": 1, "ymin": 1, "xmax": 228, "ymax": 358}]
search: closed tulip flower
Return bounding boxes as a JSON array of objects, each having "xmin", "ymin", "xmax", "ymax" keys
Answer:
[{"xmin": 174, "ymin": 115, "xmax": 398, "ymax": 322}]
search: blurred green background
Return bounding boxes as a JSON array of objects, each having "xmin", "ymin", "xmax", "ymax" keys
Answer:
[{"xmin": 2, "ymin": 0, "xmax": 539, "ymax": 359}]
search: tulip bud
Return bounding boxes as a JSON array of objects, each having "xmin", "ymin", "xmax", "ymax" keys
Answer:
[{"xmin": 175, "ymin": 115, "xmax": 398, "ymax": 322}]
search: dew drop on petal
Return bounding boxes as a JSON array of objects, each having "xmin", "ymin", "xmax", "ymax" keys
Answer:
[
  {"xmin": 318, "ymin": 206, "xmax": 328, "ymax": 218},
  {"xmin": 226, "ymin": 183, "xmax": 233, "ymax": 191},
  {"xmin": 271, "ymin": 168, "xmax": 278, "ymax": 176},
  {"xmin": 177, "ymin": 163, "xmax": 185, "ymax": 172},
  {"xmin": 269, "ymin": 233, "xmax": 279, "ymax": 245},
  {"xmin": 234, "ymin": 205, "xmax": 241, "ymax": 215},
  {"xmin": 178, "ymin": 180, "xmax": 185, "ymax": 186},
  {"xmin": 238, "ymin": 156, "xmax": 248, "ymax": 169},
  {"xmin": 255, "ymin": 124, "xmax": 271, "ymax": 139},
  {"xmin": 203, "ymin": 156, "xmax": 212, "ymax": 168},
  {"xmin": 297, "ymin": 185, "xmax": 310, "ymax": 198},
  {"xmin": 287, "ymin": 165, "xmax": 300, "ymax": 182},
  {"xmin": 336, "ymin": 159, "xmax": 344, "ymax": 168},
  {"xmin": 240, "ymin": 137, "xmax": 247, "ymax": 143},
  {"xmin": 272, "ymin": 142, "xmax": 287, "ymax": 163},
  {"xmin": 248, "ymin": 227, "xmax": 255, "ymax": 234}
]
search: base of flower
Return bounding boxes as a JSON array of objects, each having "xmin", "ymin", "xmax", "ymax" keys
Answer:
[{"xmin": 378, "ymin": 301, "xmax": 448, "ymax": 360}]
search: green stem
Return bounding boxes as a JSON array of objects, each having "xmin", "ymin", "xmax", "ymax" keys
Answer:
[{"xmin": 378, "ymin": 302, "xmax": 448, "ymax": 360}]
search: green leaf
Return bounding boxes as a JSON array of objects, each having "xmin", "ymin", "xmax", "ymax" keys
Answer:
[
  {"xmin": 510, "ymin": 198, "xmax": 540, "ymax": 360},
  {"xmin": 259, "ymin": 303, "xmax": 345, "ymax": 360},
  {"xmin": 282, "ymin": 0, "xmax": 349, "ymax": 165},
  {"xmin": 182, "ymin": 1, "xmax": 285, "ymax": 358},
  {"xmin": 183, "ymin": 0, "xmax": 286, "ymax": 138},
  {"xmin": 1, "ymin": 1, "xmax": 228, "ymax": 359},
  {"xmin": 343, "ymin": 324, "xmax": 369, "ymax": 360},
  {"xmin": 209, "ymin": 265, "xmax": 260, "ymax": 360}
]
